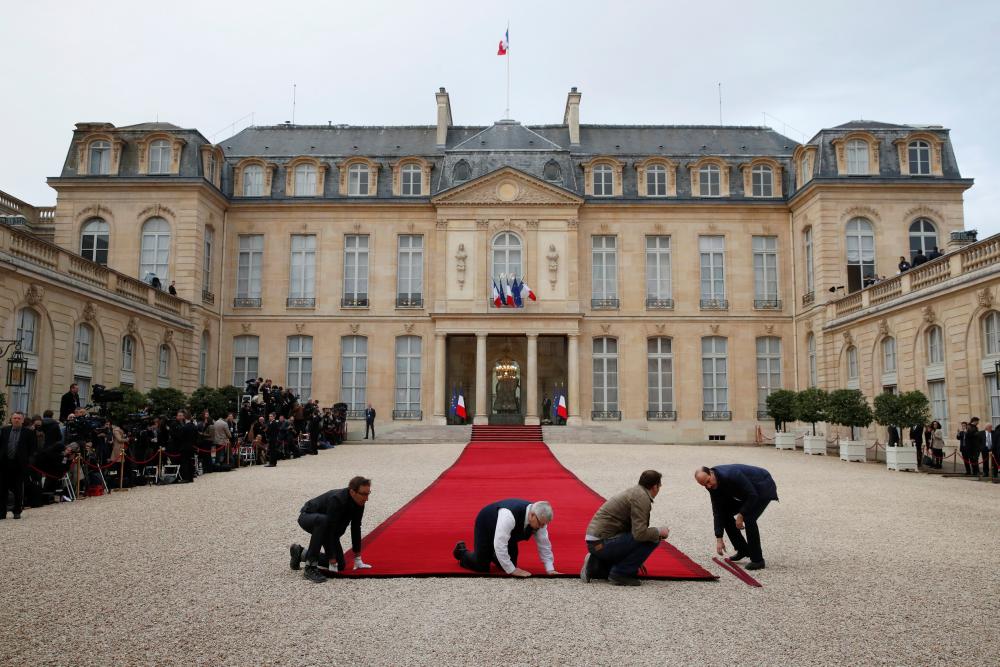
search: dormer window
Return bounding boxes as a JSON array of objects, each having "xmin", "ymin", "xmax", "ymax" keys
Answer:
[
  {"xmin": 243, "ymin": 164, "xmax": 264, "ymax": 196},
  {"xmin": 89, "ymin": 141, "xmax": 111, "ymax": 175},
  {"xmin": 149, "ymin": 139, "xmax": 171, "ymax": 174},
  {"xmin": 846, "ymin": 139, "xmax": 869, "ymax": 175},
  {"xmin": 348, "ymin": 164, "xmax": 370, "ymax": 196},
  {"xmin": 294, "ymin": 163, "xmax": 317, "ymax": 197},
  {"xmin": 908, "ymin": 140, "xmax": 931, "ymax": 175},
  {"xmin": 646, "ymin": 164, "xmax": 667, "ymax": 196},
  {"xmin": 699, "ymin": 164, "xmax": 721, "ymax": 197},
  {"xmin": 543, "ymin": 160, "xmax": 562, "ymax": 182},
  {"xmin": 401, "ymin": 164, "xmax": 422, "ymax": 195},
  {"xmin": 593, "ymin": 164, "xmax": 614, "ymax": 196},
  {"xmin": 453, "ymin": 160, "xmax": 471, "ymax": 182},
  {"xmin": 800, "ymin": 157, "xmax": 810, "ymax": 185},
  {"xmin": 751, "ymin": 164, "xmax": 773, "ymax": 197}
]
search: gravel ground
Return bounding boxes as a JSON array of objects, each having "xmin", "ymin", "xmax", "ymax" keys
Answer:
[{"xmin": 1, "ymin": 442, "xmax": 998, "ymax": 667}]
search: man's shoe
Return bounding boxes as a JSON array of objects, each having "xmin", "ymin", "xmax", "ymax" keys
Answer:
[
  {"xmin": 0, "ymin": 515, "xmax": 5, "ymax": 520},
  {"xmin": 303, "ymin": 565, "xmax": 327, "ymax": 583},
  {"xmin": 608, "ymin": 573, "xmax": 641, "ymax": 586},
  {"xmin": 580, "ymin": 553, "xmax": 597, "ymax": 583},
  {"xmin": 745, "ymin": 560, "xmax": 766, "ymax": 571},
  {"xmin": 289, "ymin": 544, "xmax": 304, "ymax": 571},
  {"xmin": 728, "ymin": 552, "xmax": 747, "ymax": 562},
  {"xmin": 453, "ymin": 540, "xmax": 467, "ymax": 562},
  {"xmin": 12, "ymin": 513, "xmax": 21, "ymax": 520},
  {"xmin": 266, "ymin": 463, "xmax": 276, "ymax": 467}
]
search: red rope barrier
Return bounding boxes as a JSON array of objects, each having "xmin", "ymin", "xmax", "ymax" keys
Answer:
[
  {"xmin": 28, "ymin": 464, "xmax": 67, "ymax": 480},
  {"xmin": 125, "ymin": 452, "xmax": 161, "ymax": 465},
  {"xmin": 83, "ymin": 459, "xmax": 119, "ymax": 471}
]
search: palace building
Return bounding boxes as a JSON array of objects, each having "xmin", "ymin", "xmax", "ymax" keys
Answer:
[{"xmin": 2, "ymin": 87, "xmax": 998, "ymax": 442}]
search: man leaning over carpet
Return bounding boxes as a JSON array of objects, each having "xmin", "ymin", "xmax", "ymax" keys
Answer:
[
  {"xmin": 452, "ymin": 499, "xmax": 561, "ymax": 577},
  {"xmin": 289, "ymin": 476, "xmax": 374, "ymax": 583},
  {"xmin": 580, "ymin": 470, "xmax": 670, "ymax": 586},
  {"xmin": 694, "ymin": 464, "xmax": 778, "ymax": 570}
]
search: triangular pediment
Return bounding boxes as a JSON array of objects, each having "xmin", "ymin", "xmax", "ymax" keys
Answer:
[{"xmin": 432, "ymin": 167, "xmax": 583, "ymax": 207}]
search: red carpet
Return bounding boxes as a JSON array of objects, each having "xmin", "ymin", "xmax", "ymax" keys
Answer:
[{"xmin": 341, "ymin": 439, "xmax": 715, "ymax": 580}]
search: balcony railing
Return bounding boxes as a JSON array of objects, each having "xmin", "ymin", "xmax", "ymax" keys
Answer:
[
  {"xmin": 756, "ymin": 409, "xmax": 771, "ymax": 420},
  {"xmin": 702, "ymin": 410, "xmax": 732, "ymax": 421},
  {"xmin": 233, "ymin": 297, "xmax": 261, "ymax": 308},
  {"xmin": 202, "ymin": 289, "xmax": 215, "ymax": 305},
  {"xmin": 646, "ymin": 410, "xmax": 677, "ymax": 421},
  {"xmin": 591, "ymin": 298, "xmax": 619, "ymax": 310},
  {"xmin": 395, "ymin": 295, "xmax": 424, "ymax": 308},
  {"xmin": 645, "ymin": 297, "xmax": 674, "ymax": 310},
  {"xmin": 591, "ymin": 410, "xmax": 622, "ymax": 421},
  {"xmin": 341, "ymin": 296, "xmax": 369, "ymax": 308},
  {"xmin": 753, "ymin": 298, "xmax": 782, "ymax": 310},
  {"xmin": 345, "ymin": 410, "xmax": 366, "ymax": 420},
  {"xmin": 802, "ymin": 291, "xmax": 815, "ymax": 306},
  {"xmin": 392, "ymin": 409, "xmax": 422, "ymax": 420},
  {"xmin": 287, "ymin": 297, "xmax": 316, "ymax": 309},
  {"xmin": 699, "ymin": 298, "xmax": 729, "ymax": 310}
]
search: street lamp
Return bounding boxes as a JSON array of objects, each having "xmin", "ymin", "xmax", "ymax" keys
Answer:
[{"xmin": 0, "ymin": 340, "xmax": 27, "ymax": 387}]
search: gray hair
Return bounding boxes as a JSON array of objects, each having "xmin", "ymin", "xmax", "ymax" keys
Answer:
[{"xmin": 531, "ymin": 501, "xmax": 553, "ymax": 523}]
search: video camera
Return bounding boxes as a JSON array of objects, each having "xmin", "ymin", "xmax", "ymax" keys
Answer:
[{"xmin": 92, "ymin": 384, "xmax": 124, "ymax": 404}]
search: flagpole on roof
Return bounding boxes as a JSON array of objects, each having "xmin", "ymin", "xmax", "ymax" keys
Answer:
[{"xmin": 505, "ymin": 22, "xmax": 510, "ymax": 119}]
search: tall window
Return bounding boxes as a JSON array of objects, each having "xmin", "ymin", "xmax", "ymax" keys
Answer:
[
  {"xmin": 699, "ymin": 164, "xmax": 721, "ymax": 196},
  {"xmin": 593, "ymin": 164, "xmax": 613, "ymax": 196},
  {"xmin": 16, "ymin": 308, "xmax": 38, "ymax": 354},
  {"xmin": 287, "ymin": 336, "xmax": 313, "ymax": 400},
  {"xmin": 232, "ymin": 335, "xmax": 259, "ymax": 386},
  {"xmin": 846, "ymin": 139, "xmax": 869, "ymax": 175},
  {"xmin": 647, "ymin": 338, "xmax": 674, "ymax": 413},
  {"xmin": 592, "ymin": 337, "xmax": 619, "ymax": 413},
  {"xmin": 928, "ymin": 380, "xmax": 948, "ymax": 433},
  {"xmin": 702, "ymin": 337, "xmax": 729, "ymax": 412},
  {"xmin": 203, "ymin": 226, "xmax": 214, "ymax": 294},
  {"xmin": 807, "ymin": 333, "xmax": 817, "ymax": 387},
  {"xmin": 348, "ymin": 164, "xmax": 370, "ymax": 196},
  {"xmin": 122, "ymin": 336, "xmax": 135, "ymax": 372},
  {"xmin": 756, "ymin": 337, "xmax": 782, "ymax": 413},
  {"xmin": 846, "ymin": 218, "xmax": 875, "ymax": 292},
  {"xmin": 243, "ymin": 164, "xmax": 264, "ymax": 196},
  {"xmin": 158, "ymin": 345, "xmax": 170, "ymax": 385},
  {"xmin": 751, "ymin": 164, "xmax": 773, "ymax": 197},
  {"xmin": 699, "ymin": 236, "xmax": 726, "ymax": 302},
  {"xmin": 847, "ymin": 346, "xmax": 858, "ymax": 381},
  {"xmin": 800, "ymin": 156, "xmax": 810, "ymax": 185},
  {"xmin": 927, "ymin": 326, "xmax": 944, "ymax": 365},
  {"xmin": 646, "ymin": 165, "xmax": 667, "ymax": 196},
  {"xmin": 908, "ymin": 140, "xmax": 931, "ymax": 175},
  {"xmin": 753, "ymin": 236, "xmax": 779, "ymax": 304},
  {"xmin": 74, "ymin": 324, "xmax": 93, "ymax": 363},
  {"xmin": 591, "ymin": 236, "xmax": 618, "ymax": 304},
  {"xmin": 986, "ymin": 375, "xmax": 1000, "ymax": 426},
  {"xmin": 140, "ymin": 217, "xmax": 171, "ymax": 281},
  {"xmin": 74, "ymin": 377, "xmax": 91, "ymax": 406},
  {"xmin": 882, "ymin": 337, "xmax": 897, "ymax": 374},
  {"xmin": 645, "ymin": 236, "xmax": 671, "ymax": 304},
  {"xmin": 401, "ymin": 164, "xmax": 422, "ymax": 195},
  {"xmin": 80, "ymin": 219, "xmax": 109, "ymax": 265},
  {"xmin": 492, "ymin": 232, "xmax": 522, "ymax": 283},
  {"xmin": 344, "ymin": 235, "xmax": 369, "ymax": 305},
  {"xmin": 10, "ymin": 371, "xmax": 34, "ymax": 413},
  {"xmin": 395, "ymin": 336, "xmax": 422, "ymax": 414},
  {"xmin": 149, "ymin": 139, "xmax": 171, "ymax": 174},
  {"xmin": 237, "ymin": 234, "xmax": 264, "ymax": 301},
  {"xmin": 341, "ymin": 336, "xmax": 368, "ymax": 411},
  {"xmin": 804, "ymin": 227, "xmax": 815, "ymax": 294},
  {"xmin": 397, "ymin": 235, "xmax": 423, "ymax": 305},
  {"xmin": 293, "ymin": 163, "xmax": 317, "ymax": 196},
  {"xmin": 985, "ymin": 311, "xmax": 1000, "ymax": 356},
  {"xmin": 88, "ymin": 140, "xmax": 111, "ymax": 175},
  {"xmin": 289, "ymin": 234, "xmax": 316, "ymax": 301},
  {"xmin": 909, "ymin": 218, "xmax": 938, "ymax": 256},
  {"xmin": 199, "ymin": 331, "xmax": 209, "ymax": 386}
]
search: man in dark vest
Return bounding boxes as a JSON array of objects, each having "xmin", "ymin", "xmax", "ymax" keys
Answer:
[
  {"xmin": 289, "ymin": 476, "xmax": 373, "ymax": 583},
  {"xmin": 1, "ymin": 412, "xmax": 36, "ymax": 519},
  {"xmin": 452, "ymin": 499, "xmax": 560, "ymax": 577},
  {"xmin": 695, "ymin": 464, "xmax": 779, "ymax": 570}
]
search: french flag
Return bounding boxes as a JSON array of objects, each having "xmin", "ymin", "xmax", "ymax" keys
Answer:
[
  {"xmin": 456, "ymin": 393, "xmax": 467, "ymax": 420},
  {"xmin": 557, "ymin": 394, "xmax": 568, "ymax": 419},
  {"xmin": 521, "ymin": 279, "xmax": 536, "ymax": 301},
  {"xmin": 497, "ymin": 28, "xmax": 509, "ymax": 56},
  {"xmin": 504, "ymin": 275, "xmax": 514, "ymax": 306},
  {"xmin": 492, "ymin": 279, "xmax": 502, "ymax": 307}
]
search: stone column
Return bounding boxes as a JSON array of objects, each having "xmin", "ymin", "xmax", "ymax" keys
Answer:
[
  {"xmin": 474, "ymin": 333, "xmax": 489, "ymax": 425},
  {"xmin": 567, "ymin": 333, "xmax": 581, "ymax": 425},
  {"xmin": 525, "ymin": 334, "xmax": 539, "ymax": 425},
  {"xmin": 433, "ymin": 333, "xmax": 447, "ymax": 425}
]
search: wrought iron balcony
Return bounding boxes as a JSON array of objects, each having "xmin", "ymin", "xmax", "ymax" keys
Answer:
[
  {"xmin": 646, "ymin": 410, "xmax": 677, "ymax": 421},
  {"xmin": 699, "ymin": 298, "xmax": 728, "ymax": 310},
  {"xmin": 286, "ymin": 297, "xmax": 316, "ymax": 309},
  {"xmin": 392, "ymin": 409, "xmax": 423, "ymax": 420},
  {"xmin": 591, "ymin": 298, "xmax": 620, "ymax": 310},
  {"xmin": 754, "ymin": 299, "xmax": 782, "ymax": 310},
  {"xmin": 702, "ymin": 410, "xmax": 732, "ymax": 421},
  {"xmin": 233, "ymin": 297, "xmax": 261, "ymax": 308},
  {"xmin": 395, "ymin": 295, "xmax": 424, "ymax": 308},
  {"xmin": 591, "ymin": 410, "xmax": 622, "ymax": 421},
  {"xmin": 645, "ymin": 297, "xmax": 674, "ymax": 310},
  {"xmin": 345, "ymin": 410, "xmax": 366, "ymax": 420},
  {"xmin": 201, "ymin": 290, "xmax": 215, "ymax": 305},
  {"xmin": 756, "ymin": 409, "xmax": 771, "ymax": 420},
  {"xmin": 341, "ymin": 296, "xmax": 369, "ymax": 308},
  {"xmin": 802, "ymin": 291, "xmax": 815, "ymax": 306}
]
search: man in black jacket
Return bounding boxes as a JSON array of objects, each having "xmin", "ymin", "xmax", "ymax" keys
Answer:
[
  {"xmin": 289, "ymin": 476, "xmax": 373, "ymax": 583},
  {"xmin": 59, "ymin": 384, "xmax": 81, "ymax": 422},
  {"xmin": 172, "ymin": 410, "xmax": 198, "ymax": 483},
  {"xmin": 265, "ymin": 413, "xmax": 280, "ymax": 466},
  {"xmin": 364, "ymin": 404, "xmax": 376, "ymax": 440},
  {"xmin": 1, "ymin": 412, "xmax": 37, "ymax": 519},
  {"xmin": 965, "ymin": 418, "xmax": 982, "ymax": 476},
  {"xmin": 695, "ymin": 464, "xmax": 779, "ymax": 570}
]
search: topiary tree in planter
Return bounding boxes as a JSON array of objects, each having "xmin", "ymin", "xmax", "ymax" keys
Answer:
[
  {"xmin": 103, "ymin": 386, "xmax": 148, "ymax": 425},
  {"xmin": 795, "ymin": 387, "xmax": 829, "ymax": 436},
  {"xmin": 188, "ymin": 385, "xmax": 243, "ymax": 419},
  {"xmin": 898, "ymin": 390, "xmax": 932, "ymax": 435},
  {"xmin": 873, "ymin": 391, "xmax": 903, "ymax": 442},
  {"xmin": 766, "ymin": 389, "xmax": 798, "ymax": 432},
  {"xmin": 827, "ymin": 389, "xmax": 873, "ymax": 440}
]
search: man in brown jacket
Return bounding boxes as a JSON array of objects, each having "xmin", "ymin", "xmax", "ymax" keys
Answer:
[{"xmin": 580, "ymin": 470, "xmax": 670, "ymax": 586}]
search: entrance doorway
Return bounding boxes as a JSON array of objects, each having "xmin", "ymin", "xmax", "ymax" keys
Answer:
[{"xmin": 488, "ymin": 336, "xmax": 525, "ymax": 425}]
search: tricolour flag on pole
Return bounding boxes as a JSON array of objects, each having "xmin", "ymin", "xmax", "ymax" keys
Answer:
[
  {"xmin": 557, "ymin": 394, "xmax": 568, "ymax": 419},
  {"xmin": 497, "ymin": 28, "xmax": 509, "ymax": 56},
  {"xmin": 521, "ymin": 279, "xmax": 536, "ymax": 301},
  {"xmin": 456, "ymin": 393, "xmax": 467, "ymax": 420},
  {"xmin": 492, "ymin": 279, "xmax": 502, "ymax": 307},
  {"xmin": 504, "ymin": 275, "xmax": 514, "ymax": 306}
]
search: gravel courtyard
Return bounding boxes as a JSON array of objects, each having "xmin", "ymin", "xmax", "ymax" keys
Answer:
[{"xmin": 2, "ymin": 441, "xmax": 997, "ymax": 666}]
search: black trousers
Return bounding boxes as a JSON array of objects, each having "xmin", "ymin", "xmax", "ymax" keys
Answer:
[
  {"xmin": 179, "ymin": 449, "xmax": 196, "ymax": 483},
  {"xmin": 365, "ymin": 422, "xmax": 375, "ymax": 439},
  {"xmin": 719, "ymin": 498, "xmax": 772, "ymax": 563},
  {"xmin": 268, "ymin": 441, "xmax": 279, "ymax": 466},
  {"xmin": 458, "ymin": 507, "xmax": 519, "ymax": 573},
  {"xmin": 981, "ymin": 450, "xmax": 992, "ymax": 477},
  {"xmin": 298, "ymin": 511, "xmax": 345, "ymax": 569},
  {"xmin": 0, "ymin": 465, "xmax": 26, "ymax": 515},
  {"xmin": 961, "ymin": 446, "xmax": 978, "ymax": 475}
]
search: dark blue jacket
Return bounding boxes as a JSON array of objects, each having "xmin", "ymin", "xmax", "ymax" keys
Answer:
[{"xmin": 708, "ymin": 464, "xmax": 778, "ymax": 538}]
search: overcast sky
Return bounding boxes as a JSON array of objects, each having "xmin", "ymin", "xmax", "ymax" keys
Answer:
[{"xmin": 4, "ymin": 0, "xmax": 998, "ymax": 235}]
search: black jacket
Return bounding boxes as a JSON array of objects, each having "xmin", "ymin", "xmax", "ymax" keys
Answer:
[
  {"xmin": 707, "ymin": 464, "xmax": 778, "ymax": 538},
  {"xmin": 300, "ymin": 488, "xmax": 365, "ymax": 567},
  {"xmin": 365, "ymin": 408, "xmax": 376, "ymax": 424},
  {"xmin": 0, "ymin": 425, "xmax": 36, "ymax": 470},
  {"xmin": 887, "ymin": 425, "xmax": 901, "ymax": 446},
  {"xmin": 40, "ymin": 418, "xmax": 63, "ymax": 447},
  {"xmin": 59, "ymin": 391, "xmax": 80, "ymax": 422},
  {"xmin": 171, "ymin": 421, "xmax": 198, "ymax": 454},
  {"xmin": 909, "ymin": 426, "xmax": 924, "ymax": 445}
]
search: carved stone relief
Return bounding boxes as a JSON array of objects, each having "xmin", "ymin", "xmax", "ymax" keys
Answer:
[
  {"xmin": 546, "ymin": 244, "xmax": 559, "ymax": 289},
  {"xmin": 978, "ymin": 288, "xmax": 994, "ymax": 308},
  {"xmin": 241, "ymin": 322, "xmax": 252, "ymax": 333},
  {"xmin": 82, "ymin": 302, "xmax": 97, "ymax": 322},
  {"xmin": 25, "ymin": 284, "xmax": 43, "ymax": 306},
  {"xmin": 455, "ymin": 243, "xmax": 468, "ymax": 290},
  {"xmin": 878, "ymin": 319, "xmax": 889, "ymax": 337},
  {"xmin": 295, "ymin": 323, "xmax": 306, "ymax": 333},
  {"xmin": 350, "ymin": 323, "xmax": 361, "ymax": 334},
  {"xmin": 922, "ymin": 306, "xmax": 936, "ymax": 324},
  {"xmin": 127, "ymin": 318, "xmax": 139, "ymax": 336}
]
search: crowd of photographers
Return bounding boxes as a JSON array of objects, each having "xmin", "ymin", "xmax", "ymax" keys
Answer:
[{"xmin": 1, "ymin": 378, "xmax": 350, "ymax": 518}]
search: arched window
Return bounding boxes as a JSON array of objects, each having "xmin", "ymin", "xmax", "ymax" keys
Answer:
[
  {"xmin": 646, "ymin": 164, "xmax": 667, "ymax": 196},
  {"xmin": 287, "ymin": 335, "xmax": 313, "ymax": 400},
  {"xmin": 243, "ymin": 164, "xmax": 264, "ymax": 196},
  {"xmin": 908, "ymin": 140, "xmax": 931, "ymax": 175},
  {"xmin": 122, "ymin": 336, "xmax": 135, "ymax": 372},
  {"xmin": 348, "ymin": 164, "xmax": 370, "ymax": 196},
  {"xmin": 199, "ymin": 331, "xmax": 209, "ymax": 386},
  {"xmin": 88, "ymin": 140, "xmax": 111, "ymax": 175},
  {"xmin": 543, "ymin": 160, "xmax": 562, "ymax": 182},
  {"xmin": 699, "ymin": 164, "xmax": 721, "ymax": 196},
  {"xmin": 592, "ymin": 337, "xmax": 619, "ymax": 414},
  {"xmin": 847, "ymin": 346, "xmax": 858, "ymax": 381},
  {"xmin": 492, "ymin": 232, "xmax": 522, "ymax": 284},
  {"xmin": 394, "ymin": 336, "xmax": 422, "ymax": 416},
  {"xmin": 341, "ymin": 336, "xmax": 368, "ymax": 411},
  {"xmin": 232, "ymin": 335, "xmax": 259, "ymax": 386},
  {"xmin": 401, "ymin": 164, "xmax": 423, "ymax": 195},
  {"xmin": 807, "ymin": 333, "xmax": 817, "ymax": 387},
  {"xmin": 751, "ymin": 164, "xmax": 773, "ymax": 197},
  {"xmin": 909, "ymin": 218, "xmax": 938, "ymax": 256},
  {"xmin": 158, "ymin": 344, "xmax": 171, "ymax": 385},
  {"xmin": 293, "ymin": 163, "xmax": 317, "ymax": 196},
  {"xmin": 140, "ymin": 217, "xmax": 171, "ymax": 282},
  {"xmin": 593, "ymin": 164, "xmax": 614, "ymax": 197},
  {"xmin": 882, "ymin": 337, "xmax": 897, "ymax": 374},
  {"xmin": 756, "ymin": 337, "xmax": 782, "ymax": 413},
  {"xmin": 845, "ymin": 218, "xmax": 875, "ymax": 292},
  {"xmin": 647, "ymin": 337, "xmax": 673, "ymax": 414},
  {"xmin": 453, "ymin": 160, "xmax": 471, "ymax": 182},
  {"xmin": 800, "ymin": 156, "xmax": 811, "ymax": 185},
  {"xmin": 983, "ymin": 311, "xmax": 1000, "ymax": 356},
  {"xmin": 80, "ymin": 218, "xmax": 109, "ymax": 265},
  {"xmin": 846, "ymin": 139, "xmax": 869, "ymax": 175},
  {"xmin": 926, "ymin": 326, "xmax": 944, "ymax": 365},
  {"xmin": 74, "ymin": 324, "xmax": 93, "ymax": 363},
  {"xmin": 16, "ymin": 308, "xmax": 38, "ymax": 354},
  {"xmin": 702, "ymin": 336, "xmax": 729, "ymax": 413},
  {"xmin": 803, "ymin": 226, "xmax": 814, "ymax": 294},
  {"xmin": 149, "ymin": 139, "xmax": 171, "ymax": 174}
]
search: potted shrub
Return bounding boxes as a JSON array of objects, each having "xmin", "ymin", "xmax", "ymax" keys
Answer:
[
  {"xmin": 766, "ymin": 389, "xmax": 798, "ymax": 450},
  {"xmin": 827, "ymin": 389, "xmax": 873, "ymax": 462},
  {"xmin": 795, "ymin": 387, "xmax": 829, "ymax": 455},
  {"xmin": 874, "ymin": 391, "xmax": 929, "ymax": 471}
]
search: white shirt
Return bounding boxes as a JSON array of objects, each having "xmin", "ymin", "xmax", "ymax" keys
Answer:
[
  {"xmin": 986, "ymin": 430, "xmax": 993, "ymax": 451},
  {"xmin": 493, "ymin": 503, "xmax": 555, "ymax": 574}
]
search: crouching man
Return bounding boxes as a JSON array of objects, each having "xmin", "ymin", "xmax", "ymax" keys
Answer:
[
  {"xmin": 694, "ymin": 464, "xmax": 778, "ymax": 570},
  {"xmin": 289, "ymin": 476, "xmax": 374, "ymax": 583},
  {"xmin": 453, "ymin": 499, "xmax": 561, "ymax": 577}
]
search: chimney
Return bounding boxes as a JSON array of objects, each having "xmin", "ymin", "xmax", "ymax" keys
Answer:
[
  {"xmin": 947, "ymin": 229, "xmax": 978, "ymax": 251},
  {"xmin": 563, "ymin": 87, "xmax": 582, "ymax": 147},
  {"xmin": 436, "ymin": 87, "xmax": 453, "ymax": 148}
]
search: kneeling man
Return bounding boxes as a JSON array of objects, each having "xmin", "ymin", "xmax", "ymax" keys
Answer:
[
  {"xmin": 581, "ymin": 470, "xmax": 670, "ymax": 586},
  {"xmin": 694, "ymin": 464, "xmax": 778, "ymax": 570},
  {"xmin": 289, "ymin": 475, "xmax": 374, "ymax": 583},
  {"xmin": 453, "ymin": 499, "xmax": 560, "ymax": 577}
]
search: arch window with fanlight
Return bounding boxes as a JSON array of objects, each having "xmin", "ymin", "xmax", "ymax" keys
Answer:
[
  {"xmin": 88, "ymin": 140, "xmax": 111, "ymax": 175},
  {"xmin": 909, "ymin": 218, "xmax": 938, "ymax": 256},
  {"xmin": 80, "ymin": 218, "xmax": 109, "ymax": 265},
  {"xmin": 149, "ymin": 139, "xmax": 171, "ymax": 174},
  {"xmin": 908, "ymin": 140, "xmax": 931, "ymax": 175}
]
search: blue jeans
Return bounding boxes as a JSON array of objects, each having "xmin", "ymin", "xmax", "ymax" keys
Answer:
[{"xmin": 588, "ymin": 533, "xmax": 659, "ymax": 578}]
